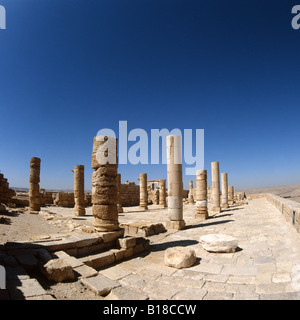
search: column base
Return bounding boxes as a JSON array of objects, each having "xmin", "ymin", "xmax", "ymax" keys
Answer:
[
  {"xmin": 228, "ymin": 201, "xmax": 234, "ymax": 205},
  {"xmin": 92, "ymin": 218, "xmax": 120, "ymax": 232},
  {"xmin": 222, "ymin": 204, "xmax": 229, "ymax": 209},
  {"xmin": 139, "ymin": 206, "xmax": 148, "ymax": 210},
  {"xmin": 75, "ymin": 207, "xmax": 86, "ymax": 216},
  {"xmin": 210, "ymin": 207, "xmax": 221, "ymax": 213},
  {"xmin": 194, "ymin": 213, "xmax": 208, "ymax": 220},
  {"xmin": 165, "ymin": 220, "xmax": 186, "ymax": 230}
]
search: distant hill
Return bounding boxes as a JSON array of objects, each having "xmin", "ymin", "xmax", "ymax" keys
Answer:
[{"xmin": 240, "ymin": 184, "xmax": 300, "ymax": 203}]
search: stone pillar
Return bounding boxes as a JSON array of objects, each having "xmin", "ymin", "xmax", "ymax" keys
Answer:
[
  {"xmin": 117, "ymin": 173, "xmax": 123, "ymax": 213},
  {"xmin": 29, "ymin": 157, "xmax": 41, "ymax": 213},
  {"xmin": 73, "ymin": 165, "xmax": 85, "ymax": 216},
  {"xmin": 159, "ymin": 179, "xmax": 167, "ymax": 207},
  {"xmin": 211, "ymin": 161, "xmax": 221, "ymax": 213},
  {"xmin": 221, "ymin": 173, "xmax": 229, "ymax": 209},
  {"xmin": 195, "ymin": 169, "xmax": 208, "ymax": 220},
  {"xmin": 166, "ymin": 135, "xmax": 185, "ymax": 230},
  {"xmin": 91, "ymin": 136, "xmax": 119, "ymax": 232},
  {"xmin": 228, "ymin": 186, "xmax": 234, "ymax": 205},
  {"xmin": 188, "ymin": 180, "xmax": 194, "ymax": 204},
  {"xmin": 139, "ymin": 173, "xmax": 148, "ymax": 210},
  {"xmin": 154, "ymin": 187, "xmax": 159, "ymax": 205}
]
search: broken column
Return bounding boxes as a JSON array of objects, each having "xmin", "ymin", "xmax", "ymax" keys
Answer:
[
  {"xmin": 221, "ymin": 172, "xmax": 229, "ymax": 209},
  {"xmin": 166, "ymin": 135, "xmax": 185, "ymax": 230},
  {"xmin": 195, "ymin": 169, "xmax": 208, "ymax": 220},
  {"xmin": 117, "ymin": 173, "xmax": 123, "ymax": 213},
  {"xmin": 211, "ymin": 161, "xmax": 221, "ymax": 213},
  {"xmin": 91, "ymin": 136, "xmax": 119, "ymax": 232},
  {"xmin": 139, "ymin": 173, "xmax": 148, "ymax": 210},
  {"xmin": 188, "ymin": 180, "xmax": 194, "ymax": 204},
  {"xmin": 73, "ymin": 165, "xmax": 85, "ymax": 216},
  {"xmin": 159, "ymin": 179, "xmax": 167, "ymax": 207},
  {"xmin": 29, "ymin": 157, "xmax": 41, "ymax": 213},
  {"xmin": 228, "ymin": 186, "xmax": 235, "ymax": 205}
]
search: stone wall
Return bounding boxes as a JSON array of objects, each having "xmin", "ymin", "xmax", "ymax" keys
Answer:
[
  {"xmin": 0, "ymin": 173, "xmax": 15, "ymax": 205},
  {"xmin": 53, "ymin": 192, "xmax": 92, "ymax": 207},
  {"xmin": 250, "ymin": 193, "xmax": 300, "ymax": 234},
  {"xmin": 121, "ymin": 182, "xmax": 140, "ymax": 207}
]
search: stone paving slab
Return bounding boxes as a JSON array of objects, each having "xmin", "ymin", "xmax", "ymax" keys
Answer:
[{"xmin": 101, "ymin": 198, "xmax": 300, "ymax": 300}]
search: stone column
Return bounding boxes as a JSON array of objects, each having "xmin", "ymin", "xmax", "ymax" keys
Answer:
[
  {"xmin": 166, "ymin": 135, "xmax": 185, "ymax": 230},
  {"xmin": 188, "ymin": 180, "xmax": 194, "ymax": 204},
  {"xmin": 73, "ymin": 165, "xmax": 85, "ymax": 216},
  {"xmin": 139, "ymin": 173, "xmax": 148, "ymax": 210},
  {"xmin": 91, "ymin": 136, "xmax": 119, "ymax": 232},
  {"xmin": 159, "ymin": 179, "xmax": 167, "ymax": 207},
  {"xmin": 195, "ymin": 169, "xmax": 208, "ymax": 220},
  {"xmin": 29, "ymin": 157, "xmax": 41, "ymax": 213},
  {"xmin": 221, "ymin": 173, "xmax": 229, "ymax": 209},
  {"xmin": 154, "ymin": 187, "xmax": 159, "ymax": 205},
  {"xmin": 228, "ymin": 186, "xmax": 234, "ymax": 205},
  {"xmin": 211, "ymin": 161, "xmax": 221, "ymax": 213},
  {"xmin": 117, "ymin": 173, "xmax": 123, "ymax": 213}
]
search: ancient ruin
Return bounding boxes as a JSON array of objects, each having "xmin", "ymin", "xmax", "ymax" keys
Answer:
[
  {"xmin": 195, "ymin": 169, "xmax": 208, "ymax": 220},
  {"xmin": 228, "ymin": 185, "xmax": 235, "ymax": 205},
  {"xmin": 165, "ymin": 135, "xmax": 185, "ymax": 230},
  {"xmin": 221, "ymin": 172, "xmax": 229, "ymax": 209},
  {"xmin": 138, "ymin": 173, "xmax": 148, "ymax": 210},
  {"xmin": 117, "ymin": 173, "xmax": 123, "ymax": 213},
  {"xmin": 159, "ymin": 179, "xmax": 167, "ymax": 207},
  {"xmin": 211, "ymin": 161, "xmax": 221, "ymax": 213},
  {"xmin": 73, "ymin": 165, "xmax": 86, "ymax": 216},
  {"xmin": 91, "ymin": 136, "xmax": 119, "ymax": 232},
  {"xmin": 29, "ymin": 157, "xmax": 41, "ymax": 213}
]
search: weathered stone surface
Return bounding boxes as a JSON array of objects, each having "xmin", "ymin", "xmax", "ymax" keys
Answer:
[
  {"xmin": 80, "ymin": 273, "xmax": 120, "ymax": 296},
  {"xmin": 118, "ymin": 236, "xmax": 136, "ymax": 249},
  {"xmin": 43, "ymin": 258, "xmax": 75, "ymax": 282},
  {"xmin": 105, "ymin": 286, "xmax": 148, "ymax": 300},
  {"xmin": 164, "ymin": 246, "xmax": 196, "ymax": 269},
  {"xmin": 8, "ymin": 278, "xmax": 46, "ymax": 299},
  {"xmin": 199, "ymin": 234, "xmax": 238, "ymax": 253},
  {"xmin": 165, "ymin": 220, "xmax": 185, "ymax": 230},
  {"xmin": 73, "ymin": 264, "xmax": 98, "ymax": 279}
]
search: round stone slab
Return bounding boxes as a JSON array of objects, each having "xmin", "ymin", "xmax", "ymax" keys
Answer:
[
  {"xmin": 164, "ymin": 246, "xmax": 196, "ymax": 269},
  {"xmin": 199, "ymin": 234, "xmax": 238, "ymax": 253}
]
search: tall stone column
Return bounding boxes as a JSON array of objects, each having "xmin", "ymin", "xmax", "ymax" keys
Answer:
[
  {"xmin": 29, "ymin": 157, "xmax": 41, "ymax": 213},
  {"xmin": 91, "ymin": 136, "xmax": 119, "ymax": 232},
  {"xmin": 139, "ymin": 173, "xmax": 148, "ymax": 210},
  {"xmin": 188, "ymin": 180, "xmax": 194, "ymax": 204},
  {"xmin": 195, "ymin": 169, "xmax": 208, "ymax": 220},
  {"xmin": 211, "ymin": 161, "xmax": 221, "ymax": 213},
  {"xmin": 117, "ymin": 173, "xmax": 123, "ymax": 213},
  {"xmin": 166, "ymin": 135, "xmax": 185, "ymax": 230},
  {"xmin": 159, "ymin": 179, "xmax": 167, "ymax": 207},
  {"xmin": 73, "ymin": 165, "xmax": 85, "ymax": 216},
  {"xmin": 228, "ymin": 186, "xmax": 235, "ymax": 205},
  {"xmin": 154, "ymin": 187, "xmax": 159, "ymax": 205},
  {"xmin": 221, "ymin": 172, "xmax": 229, "ymax": 209}
]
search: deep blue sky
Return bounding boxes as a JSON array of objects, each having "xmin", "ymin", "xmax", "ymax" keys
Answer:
[{"xmin": 0, "ymin": 0, "xmax": 300, "ymax": 191}]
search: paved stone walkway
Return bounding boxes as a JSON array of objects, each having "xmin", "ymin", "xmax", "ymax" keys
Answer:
[{"xmin": 99, "ymin": 198, "xmax": 300, "ymax": 300}]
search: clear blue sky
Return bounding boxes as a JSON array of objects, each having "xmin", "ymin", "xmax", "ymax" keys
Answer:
[{"xmin": 0, "ymin": 0, "xmax": 300, "ymax": 191}]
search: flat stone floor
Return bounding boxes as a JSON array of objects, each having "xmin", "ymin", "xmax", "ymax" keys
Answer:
[
  {"xmin": 98, "ymin": 198, "xmax": 300, "ymax": 300},
  {"xmin": 35, "ymin": 198, "xmax": 300, "ymax": 299}
]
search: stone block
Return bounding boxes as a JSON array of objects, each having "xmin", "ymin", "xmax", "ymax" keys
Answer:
[
  {"xmin": 105, "ymin": 286, "xmax": 148, "ymax": 300},
  {"xmin": 118, "ymin": 236, "xmax": 136, "ymax": 249},
  {"xmin": 164, "ymin": 246, "xmax": 196, "ymax": 269},
  {"xmin": 80, "ymin": 273, "xmax": 120, "ymax": 296},
  {"xmin": 199, "ymin": 234, "xmax": 238, "ymax": 253},
  {"xmin": 42, "ymin": 258, "xmax": 75, "ymax": 282},
  {"xmin": 83, "ymin": 251, "xmax": 115, "ymax": 269}
]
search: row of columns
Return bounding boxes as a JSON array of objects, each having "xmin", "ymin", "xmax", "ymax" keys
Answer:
[{"xmin": 28, "ymin": 135, "xmax": 235, "ymax": 234}]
